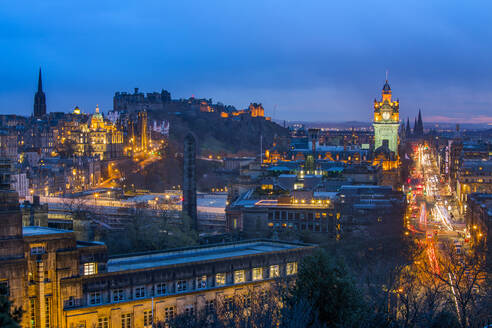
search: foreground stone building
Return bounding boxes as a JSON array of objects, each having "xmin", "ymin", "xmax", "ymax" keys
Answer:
[{"xmin": 0, "ymin": 158, "xmax": 313, "ymax": 328}]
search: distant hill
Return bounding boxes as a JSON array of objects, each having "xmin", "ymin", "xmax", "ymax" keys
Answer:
[
  {"xmin": 286, "ymin": 120, "xmax": 491, "ymax": 130},
  {"xmin": 151, "ymin": 110, "xmax": 289, "ymax": 156}
]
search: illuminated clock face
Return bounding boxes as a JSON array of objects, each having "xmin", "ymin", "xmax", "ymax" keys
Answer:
[{"xmin": 382, "ymin": 111, "xmax": 391, "ymax": 121}]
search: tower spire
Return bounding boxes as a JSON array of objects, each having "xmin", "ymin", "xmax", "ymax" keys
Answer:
[
  {"xmin": 417, "ymin": 109, "xmax": 424, "ymax": 136},
  {"xmin": 38, "ymin": 68, "xmax": 43, "ymax": 92},
  {"xmin": 34, "ymin": 68, "xmax": 47, "ymax": 118},
  {"xmin": 405, "ymin": 117, "xmax": 411, "ymax": 137}
]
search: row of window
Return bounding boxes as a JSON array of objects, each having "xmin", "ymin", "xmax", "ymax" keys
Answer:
[
  {"xmin": 28, "ymin": 297, "xmax": 51, "ymax": 328},
  {"xmin": 91, "ymin": 295, "xmax": 272, "ymax": 328},
  {"xmin": 92, "ymin": 308, "xmax": 168, "ymax": 328},
  {"xmin": 268, "ymin": 221, "xmax": 334, "ymax": 232},
  {"xmin": 269, "ymin": 211, "xmax": 334, "ymax": 220},
  {"xmin": 86, "ymin": 263, "xmax": 297, "ymax": 306},
  {"xmin": 461, "ymin": 178, "xmax": 492, "ymax": 183}
]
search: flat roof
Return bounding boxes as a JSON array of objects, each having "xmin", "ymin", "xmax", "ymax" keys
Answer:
[
  {"xmin": 107, "ymin": 240, "xmax": 309, "ymax": 273},
  {"xmin": 23, "ymin": 226, "xmax": 72, "ymax": 237}
]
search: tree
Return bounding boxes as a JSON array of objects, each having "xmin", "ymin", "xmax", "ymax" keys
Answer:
[
  {"xmin": 101, "ymin": 211, "xmax": 198, "ymax": 255},
  {"xmin": 286, "ymin": 249, "xmax": 368, "ymax": 327},
  {"xmin": 430, "ymin": 241, "xmax": 491, "ymax": 328},
  {"xmin": 0, "ymin": 285, "xmax": 22, "ymax": 328},
  {"xmin": 164, "ymin": 284, "xmax": 318, "ymax": 328}
]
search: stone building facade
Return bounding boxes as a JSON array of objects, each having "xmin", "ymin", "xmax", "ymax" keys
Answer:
[
  {"xmin": 226, "ymin": 191, "xmax": 339, "ymax": 235},
  {"xmin": 0, "ymin": 158, "xmax": 313, "ymax": 327}
]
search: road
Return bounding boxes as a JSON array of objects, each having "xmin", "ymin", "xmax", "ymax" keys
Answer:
[
  {"xmin": 405, "ymin": 144, "xmax": 464, "ymax": 242},
  {"xmin": 404, "ymin": 143, "xmax": 467, "ymax": 318}
]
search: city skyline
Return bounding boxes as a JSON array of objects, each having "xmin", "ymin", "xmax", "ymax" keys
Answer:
[{"xmin": 0, "ymin": 1, "xmax": 491, "ymax": 123}]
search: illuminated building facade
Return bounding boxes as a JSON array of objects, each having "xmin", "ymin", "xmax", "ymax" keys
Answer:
[
  {"xmin": 249, "ymin": 103, "xmax": 265, "ymax": 118},
  {"xmin": 0, "ymin": 181, "xmax": 311, "ymax": 328},
  {"xmin": 372, "ymin": 80, "xmax": 400, "ymax": 176},
  {"xmin": 226, "ymin": 190, "xmax": 339, "ymax": 236},
  {"xmin": 373, "ymin": 80, "xmax": 399, "ymax": 154},
  {"xmin": 137, "ymin": 110, "xmax": 148, "ymax": 152},
  {"xmin": 59, "ymin": 106, "xmax": 124, "ymax": 160},
  {"xmin": 465, "ymin": 193, "xmax": 491, "ymax": 257},
  {"xmin": 456, "ymin": 160, "xmax": 492, "ymax": 213}
]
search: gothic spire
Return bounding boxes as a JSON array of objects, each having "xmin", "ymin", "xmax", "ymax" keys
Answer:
[
  {"xmin": 405, "ymin": 117, "xmax": 411, "ymax": 136},
  {"xmin": 34, "ymin": 68, "xmax": 47, "ymax": 118},
  {"xmin": 38, "ymin": 68, "xmax": 43, "ymax": 92},
  {"xmin": 417, "ymin": 109, "xmax": 423, "ymax": 135}
]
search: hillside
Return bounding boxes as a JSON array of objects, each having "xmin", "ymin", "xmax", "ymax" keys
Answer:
[{"xmin": 151, "ymin": 110, "xmax": 289, "ymax": 156}]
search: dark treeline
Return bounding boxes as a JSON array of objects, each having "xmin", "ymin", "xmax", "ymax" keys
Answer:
[{"xmin": 161, "ymin": 246, "xmax": 490, "ymax": 328}]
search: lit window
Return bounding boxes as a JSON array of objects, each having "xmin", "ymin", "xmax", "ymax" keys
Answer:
[
  {"xmin": 135, "ymin": 287, "xmax": 145, "ymax": 298},
  {"xmin": 252, "ymin": 268, "xmax": 263, "ymax": 281},
  {"xmin": 197, "ymin": 276, "xmax": 207, "ymax": 289},
  {"xmin": 286, "ymin": 262, "xmax": 298, "ymax": 275},
  {"xmin": 216, "ymin": 273, "xmax": 226, "ymax": 286},
  {"xmin": 155, "ymin": 283, "xmax": 166, "ymax": 295},
  {"xmin": 234, "ymin": 270, "xmax": 245, "ymax": 284},
  {"xmin": 83, "ymin": 262, "xmax": 97, "ymax": 276},
  {"xmin": 269, "ymin": 265, "xmax": 280, "ymax": 278}
]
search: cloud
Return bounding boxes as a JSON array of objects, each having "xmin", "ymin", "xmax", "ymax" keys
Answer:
[
  {"xmin": 1, "ymin": 0, "xmax": 492, "ymax": 121},
  {"xmin": 425, "ymin": 115, "xmax": 492, "ymax": 124}
]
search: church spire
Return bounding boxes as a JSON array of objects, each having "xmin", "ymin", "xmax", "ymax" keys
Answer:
[
  {"xmin": 405, "ymin": 117, "xmax": 411, "ymax": 137},
  {"xmin": 34, "ymin": 68, "xmax": 47, "ymax": 118},
  {"xmin": 417, "ymin": 109, "xmax": 423, "ymax": 135},
  {"xmin": 38, "ymin": 68, "xmax": 43, "ymax": 92}
]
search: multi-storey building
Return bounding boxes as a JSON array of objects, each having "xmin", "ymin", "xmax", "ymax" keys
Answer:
[
  {"xmin": 226, "ymin": 189, "xmax": 339, "ymax": 235},
  {"xmin": 0, "ymin": 158, "xmax": 313, "ymax": 328},
  {"xmin": 0, "ymin": 129, "xmax": 18, "ymax": 161},
  {"xmin": 465, "ymin": 193, "xmax": 492, "ymax": 263},
  {"xmin": 58, "ymin": 106, "xmax": 124, "ymax": 160},
  {"xmin": 11, "ymin": 172, "xmax": 29, "ymax": 198},
  {"xmin": 338, "ymin": 185, "xmax": 406, "ymax": 227},
  {"xmin": 457, "ymin": 160, "xmax": 492, "ymax": 213}
]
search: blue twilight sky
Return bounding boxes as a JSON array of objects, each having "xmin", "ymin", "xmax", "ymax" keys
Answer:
[{"xmin": 0, "ymin": 0, "xmax": 491, "ymax": 123}]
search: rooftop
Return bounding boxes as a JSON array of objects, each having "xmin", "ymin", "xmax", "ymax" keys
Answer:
[
  {"xmin": 23, "ymin": 226, "xmax": 72, "ymax": 237},
  {"xmin": 254, "ymin": 199, "xmax": 332, "ymax": 209},
  {"xmin": 107, "ymin": 240, "xmax": 310, "ymax": 273}
]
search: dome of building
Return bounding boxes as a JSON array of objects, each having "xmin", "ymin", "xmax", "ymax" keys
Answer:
[{"xmin": 90, "ymin": 105, "xmax": 104, "ymax": 128}]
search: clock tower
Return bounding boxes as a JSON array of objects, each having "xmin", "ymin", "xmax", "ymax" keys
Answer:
[{"xmin": 373, "ymin": 80, "xmax": 399, "ymax": 153}]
